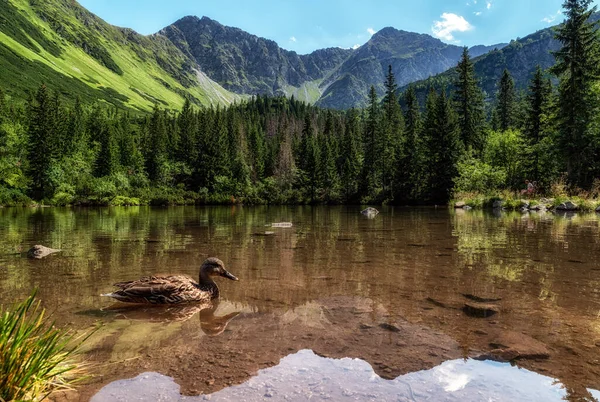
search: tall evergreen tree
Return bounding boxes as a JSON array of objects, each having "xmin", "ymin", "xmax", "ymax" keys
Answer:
[
  {"xmin": 496, "ymin": 69, "xmax": 516, "ymax": 131},
  {"xmin": 402, "ymin": 86, "xmax": 422, "ymax": 200},
  {"xmin": 299, "ymin": 114, "xmax": 320, "ymax": 202},
  {"xmin": 362, "ymin": 86, "xmax": 381, "ymax": 197},
  {"xmin": 177, "ymin": 98, "xmax": 197, "ymax": 167},
  {"xmin": 381, "ymin": 65, "xmax": 403, "ymax": 199},
  {"xmin": 454, "ymin": 48, "xmax": 485, "ymax": 152},
  {"xmin": 524, "ymin": 66, "xmax": 553, "ymax": 182},
  {"xmin": 551, "ymin": 0, "xmax": 600, "ymax": 187},
  {"xmin": 424, "ymin": 89, "xmax": 462, "ymax": 203},
  {"xmin": 340, "ymin": 108, "xmax": 363, "ymax": 201},
  {"xmin": 27, "ymin": 85, "xmax": 57, "ymax": 199},
  {"xmin": 146, "ymin": 105, "xmax": 168, "ymax": 182}
]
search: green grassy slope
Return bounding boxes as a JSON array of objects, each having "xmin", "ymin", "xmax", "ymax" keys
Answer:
[{"xmin": 0, "ymin": 0, "xmax": 239, "ymax": 110}]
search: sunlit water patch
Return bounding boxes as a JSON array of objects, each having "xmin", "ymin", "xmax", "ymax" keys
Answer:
[{"xmin": 92, "ymin": 350, "xmax": 577, "ymax": 401}]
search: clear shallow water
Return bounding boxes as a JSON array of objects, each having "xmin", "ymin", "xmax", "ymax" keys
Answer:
[
  {"xmin": 1, "ymin": 206, "xmax": 600, "ymax": 400},
  {"xmin": 91, "ymin": 350, "xmax": 595, "ymax": 402}
]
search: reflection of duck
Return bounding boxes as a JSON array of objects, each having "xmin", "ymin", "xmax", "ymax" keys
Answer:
[
  {"xmin": 101, "ymin": 257, "xmax": 239, "ymax": 304},
  {"xmin": 199, "ymin": 301, "xmax": 240, "ymax": 336},
  {"xmin": 97, "ymin": 301, "xmax": 240, "ymax": 334}
]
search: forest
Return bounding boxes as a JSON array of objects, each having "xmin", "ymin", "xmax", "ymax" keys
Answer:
[{"xmin": 0, "ymin": 0, "xmax": 599, "ymax": 207}]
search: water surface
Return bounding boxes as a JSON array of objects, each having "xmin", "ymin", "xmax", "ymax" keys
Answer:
[{"xmin": 0, "ymin": 206, "xmax": 599, "ymax": 401}]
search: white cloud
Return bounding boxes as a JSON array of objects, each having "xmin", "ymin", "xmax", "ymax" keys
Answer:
[
  {"xmin": 432, "ymin": 13, "xmax": 473, "ymax": 42},
  {"xmin": 474, "ymin": 11, "xmax": 482, "ymax": 16},
  {"xmin": 289, "ymin": 36, "xmax": 297, "ymax": 42},
  {"xmin": 542, "ymin": 10, "xmax": 562, "ymax": 24},
  {"xmin": 486, "ymin": 1, "xmax": 492, "ymax": 9},
  {"xmin": 367, "ymin": 27, "xmax": 376, "ymax": 36},
  {"xmin": 352, "ymin": 44, "xmax": 360, "ymax": 49}
]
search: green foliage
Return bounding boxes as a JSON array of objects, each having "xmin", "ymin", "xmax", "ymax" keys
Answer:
[
  {"xmin": 454, "ymin": 154, "xmax": 507, "ymax": 194},
  {"xmin": 454, "ymin": 48, "xmax": 486, "ymax": 153},
  {"xmin": 0, "ymin": 291, "xmax": 90, "ymax": 402},
  {"xmin": 483, "ymin": 129, "xmax": 525, "ymax": 189},
  {"xmin": 552, "ymin": 0, "xmax": 600, "ymax": 187}
]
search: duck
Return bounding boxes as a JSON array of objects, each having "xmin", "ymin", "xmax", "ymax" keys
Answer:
[{"xmin": 101, "ymin": 257, "xmax": 239, "ymax": 304}]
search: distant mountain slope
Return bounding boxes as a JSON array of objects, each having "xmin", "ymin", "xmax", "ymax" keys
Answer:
[
  {"xmin": 0, "ymin": 0, "xmax": 238, "ymax": 110},
  {"xmin": 161, "ymin": 18, "xmax": 508, "ymax": 109},
  {"xmin": 316, "ymin": 28, "xmax": 507, "ymax": 109},
  {"xmin": 161, "ymin": 16, "xmax": 353, "ymax": 104},
  {"xmin": 400, "ymin": 13, "xmax": 600, "ymax": 101}
]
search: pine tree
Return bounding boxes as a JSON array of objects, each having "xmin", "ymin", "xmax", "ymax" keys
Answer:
[
  {"xmin": 340, "ymin": 108, "xmax": 363, "ymax": 202},
  {"xmin": 381, "ymin": 65, "xmax": 403, "ymax": 199},
  {"xmin": 551, "ymin": 0, "xmax": 600, "ymax": 187},
  {"xmin": 362, "ymin": 86, "xmax": 381, "ymax": 198},
  {"xmin": 430, "ymin": 90, "xmax": 462, "ymax": 203},
  {"xmin": 402, "ymin": 85, "xmax": 422, "ymax": 200},
  {"xmin": 299, "ymin": 114, "xmax": 320, "ymax": 202},
  {"xmin": 524, "ymin": 66, "xmax": 553, "ymax": 182},
  {"xmin": 454, "ymin": 48, "xmax": 485, "ymax": 152},
  {"xmin": 496, "ymin": 69, "xmax": 516, "ymax": 131},
  {"xmin": 27, "ymin": 85, "xmax": 57, "ymax": 199},
  {"xmin": 421, "ymin": 88, "xmax": 439, "ymax": 200},
  {"xmin": 146, "ymin": 105, "xmax": 168, "ymax": 182},
  {"xmin": 177, "ymin": 98, "xmax": 197, "ymax": 167}
]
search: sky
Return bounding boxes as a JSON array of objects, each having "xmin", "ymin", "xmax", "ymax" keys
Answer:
[{"xmin": 78, "ymin": 0, "xmax": 600, "ymax": 54}]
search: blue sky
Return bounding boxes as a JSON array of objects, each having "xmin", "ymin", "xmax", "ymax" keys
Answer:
[{"xmin": 78, "ymin": 0, "xmax": 600, "ymax": 54}]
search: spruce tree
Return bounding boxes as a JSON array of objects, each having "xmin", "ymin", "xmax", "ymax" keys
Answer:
[
  {"xmin": 146, "ymin": 105, "xmax": 168, "ymax": 182},
  {"xmin": 340, "ymin": 108, "xmax": 363, "ymax": 201},
  {"xmin": 525, "ymin": 66, "xmax": 553, "ymax": 182},
  {"xmin": 362, "ymin": 86, "xmax": 381, "ymax": 198},
  {"xmin": 496, "ymin": 69, "xmax": 516, "ymax": 131},
  {"xmin": 453, "ymin": 48, "xmax": 485, "ymax": 152},
  {"xmin": 27, "ymin": 85, "xmax": 57, "ymax": 200},
  {"xmin": 551, "ymin": 0, "xmax": 600, "ymax": 187},
  {"xmin": 402, "ymin": 85, "xmax": 422, "ymax": 200},
  {"xmin": 430, "ymin": 90, "xmax": 462, "ymax": 203},
  {"xmin": 299, "ymin": 114, "xmax": 319, "ymax": 202},
  {"xmin": 177, "ymin": 98, "xmax": 197, "ymax": 167},
  {"xmin": 381, "ymin": 65, "xmax": 403, "ymax": 199}
]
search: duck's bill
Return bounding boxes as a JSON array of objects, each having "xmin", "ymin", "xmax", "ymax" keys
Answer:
[{"xmin": 223, "ymin": 271, "xmax": 239, "ymax": 281}]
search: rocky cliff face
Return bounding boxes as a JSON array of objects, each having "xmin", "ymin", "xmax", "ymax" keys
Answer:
[
  {"xmin": 162, "ymin": 19, "xmax": 508, "ymax": 109},
  {"xmin": 161, "ymin": 16, "xmax": 352, "ymax": 98},
  {"xmin": 317, "ymin": 28, "xmax": 470, "ymax": 108}
]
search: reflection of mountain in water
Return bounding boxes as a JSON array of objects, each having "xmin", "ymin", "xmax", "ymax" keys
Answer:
[{"xmin": 93, "ymin": 350, "xmax": 596, "ymax": 401}]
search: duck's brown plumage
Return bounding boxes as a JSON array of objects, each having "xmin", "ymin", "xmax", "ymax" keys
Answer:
[{"xmin": 102, "ymin": 257, "xmax": 238, "ymax": 304}]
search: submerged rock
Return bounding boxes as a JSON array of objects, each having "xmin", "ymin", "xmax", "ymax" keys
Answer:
[
  {"xmin": 481, "ymin": 331, "xmax": 551, "ymax": 362},
  {"xmin": 462, "ymin": 294, "xmax": 502, "ymax": 303},
  {"xmin": 462, "ymin": 302, "xmax": 499, "ymax": 318},
  {"xmin": 492, "ymin": 200, "xmax": 504, "ymax": 209},
  {"xmin": 361, "ymin": 207, "xmax": 379, "ymax": 217},
  {"xmin": 271, "ymin": 222, "xmax": 293, "ymax": 228},
  {"xmin": 27, "ymin": 245, "xmax": 61, "ymax": 259},
  {"xmin": 556, "ymin": 201, "xmax": 579, "ymax": 211}
]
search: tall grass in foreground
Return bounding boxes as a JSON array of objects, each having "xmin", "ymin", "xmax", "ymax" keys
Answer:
[{"xmin": 0, "ymin": 291, "xmax": 90, "ymax": 401}]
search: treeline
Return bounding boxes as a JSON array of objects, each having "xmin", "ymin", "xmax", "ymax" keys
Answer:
[{"xmin": 0, "ymin": 0, "xmax": 599, "ymax": 206}]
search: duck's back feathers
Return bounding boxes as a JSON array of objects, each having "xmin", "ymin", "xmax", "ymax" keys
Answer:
[{"xmin": 103, "ymin": 275, "xmax": 214, "ymax": 304}]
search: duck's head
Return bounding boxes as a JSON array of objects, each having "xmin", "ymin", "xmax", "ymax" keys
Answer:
[{"xmin": 200, "ymin": 257, "xmax": 239, "ymax": 281}]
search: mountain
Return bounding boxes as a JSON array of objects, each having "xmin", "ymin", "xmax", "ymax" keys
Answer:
[
  {"xmin": 160, "ymin": 16, "xmax": 353, "ymax": 104},
  {"xmin": 315, "ymin": 28, "xmax": 507, "ymax": 109},
  {"xmin": 161, "ymin": 18, "xmax": 508, "ymax": 109},
  {"xmin": 400, "ymin": 13, "xmax": 600, "ymax": 102},
  {"xmin": 0, "ymin": 0, "xmax": 238, "ymax": 111}
]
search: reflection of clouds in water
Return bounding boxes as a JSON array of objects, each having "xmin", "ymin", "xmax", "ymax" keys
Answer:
[
  {"xmin": 433, "ymin": 361, "xmax": 470, "ymax": 392},
  {"xmin": 92, "ymin": 350, "xmax": 580, "ymax": 402}
]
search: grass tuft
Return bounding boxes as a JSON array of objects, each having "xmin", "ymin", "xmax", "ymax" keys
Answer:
[{"xmin": 0, "ymin": 290, "xmax": 91, "ymax": 402}]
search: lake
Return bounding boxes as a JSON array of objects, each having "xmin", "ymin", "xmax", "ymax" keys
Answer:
[{"xmin": 0, "ymin": 206, "xmax": 599, "ymax": 401}]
